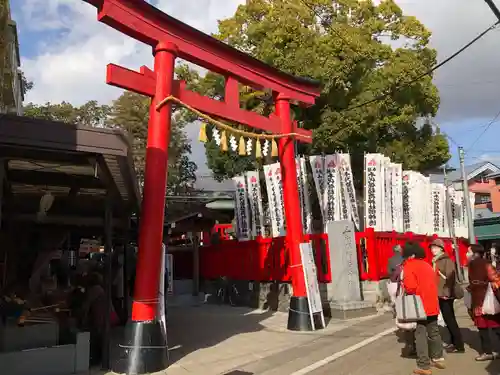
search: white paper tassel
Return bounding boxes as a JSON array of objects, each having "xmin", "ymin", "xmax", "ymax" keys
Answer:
[
  {"xmin": 262, "ymin": 140, "xmax": 269, "ymax": 156},
  {"xmin": 213, "ymin": 128, "xmax": 221, "ymax": 146},
  {"xmin": 246, "ymin": 138, "xmax": 253, "ymax": 155},
  {"xmin": 229, "ymin": 135, "xmax": 237, "ymax": 152}
]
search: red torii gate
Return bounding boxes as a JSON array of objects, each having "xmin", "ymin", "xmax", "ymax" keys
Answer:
[{"xmin": 84, "ymin": 0, "xmax": 321, "ymax": 373}]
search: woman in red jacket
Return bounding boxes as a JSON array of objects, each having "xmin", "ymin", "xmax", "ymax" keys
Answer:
[
  {"xmin": 402, "ymin": 242, "xmax": 445, "ymax": 375},
  {"xmin": 468, "ymin": 243, "xmax": 500, "ymax": 361}
]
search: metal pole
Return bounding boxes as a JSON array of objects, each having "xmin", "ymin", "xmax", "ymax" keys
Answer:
[
  {"xmin": 459, "ymin": 147, "xmax": 476, "ymax": 244},
  {"xmin": 192, "ymin": 232, "xmax": 200, "ymax": 297},
  {"xmin": 443, "ymin": 166, "xmax": 464, "ymax": 282},
  {"xmin": 102, "ymin": 197, "xmax": 113, "ymax": 370}
]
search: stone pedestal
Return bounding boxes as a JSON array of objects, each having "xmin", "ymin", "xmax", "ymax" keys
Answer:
[
  {"xmin": 202, "ymin": 279, "xmax": 291, "ymax": 311},
  {"xmin": 326, "ymin": 300, "xmax": 377, "ymax": 320},
  {"xmin": 254, "ymin": 282, "xmax": 291, "ymax": 312},
  {"xmin": 323, "ymin": 221, "xmax": 376, "ymax": 319}
]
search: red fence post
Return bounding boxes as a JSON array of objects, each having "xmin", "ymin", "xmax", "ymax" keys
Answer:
[
  {"xmin": 365, "ymin": 228, "xmax": 379, "ymax": 281},
  {"xmin": 355, "ymin": 231, "xmax": 366, "ymax": 280}
]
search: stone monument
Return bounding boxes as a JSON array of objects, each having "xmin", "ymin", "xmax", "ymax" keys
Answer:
[{"xmin": 325, "ymin": 220, "xmax": 376, "ymax": 319}]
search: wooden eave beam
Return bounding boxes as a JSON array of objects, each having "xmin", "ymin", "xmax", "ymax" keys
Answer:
[
  {"xmin": 7, "ymin": 169, "xmax": 104, "ymax": 189},
  {"xmin": 7, "ymin": 214, "xmax": 105, "ymax": 227},
  {"xmin": 93, "ymin": 155, "xmax": 124, "ymax": 206}
]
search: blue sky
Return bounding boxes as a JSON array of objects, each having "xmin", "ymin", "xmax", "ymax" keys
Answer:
[{"xmin": 12, "ymin": 0, "xmax": 500, "ymax": 171}]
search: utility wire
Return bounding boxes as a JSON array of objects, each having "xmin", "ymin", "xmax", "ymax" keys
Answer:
[
  {"xmin": 444, "ymin": 133, "xmax": 460, "ymax": 148},
  {"xmin": 343, "ymin": 22, "xmax": 500, "ymax": 112},
  {"xmin": 296, "ymin": 0, "xmax": 499, "ymax": 112},
  {"xmin": 297, "ymin": 0, "xmax": 499, "ymax": 154},
  {"xmin": 466, "ymin": 107, "xmax": 500, "ymax": 152},
  {"xmin": 484, "ymin": 0, "xmax": 500, "ymax": 22}
]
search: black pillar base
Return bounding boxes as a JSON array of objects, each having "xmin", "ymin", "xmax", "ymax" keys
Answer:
[
  {"xmin": 111, "ymin": 320, "xmax": 167, "ymax": 374},
  {"xmin": 287, "ymin": 296, "xmax": 324, "ymax": 331}
]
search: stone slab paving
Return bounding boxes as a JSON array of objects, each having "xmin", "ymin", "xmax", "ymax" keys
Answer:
[
  {"xmin": 87, "ymin": 303, "xmax": 497, "ymax": 375},
  {"xmin": 165, "ymin": 304, "xmax": 380, "ymax": 375},
  {"xmin": 307, "ymin": 306, "xmax": 500, "ymax": 375}
]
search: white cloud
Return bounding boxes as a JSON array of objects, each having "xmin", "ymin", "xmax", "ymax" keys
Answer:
[
  {"xmin": 19, "ymin": 0, "xmax": 244, "ymax": 105},
  {"xmin": 17, "ymin": 0, "xmax": 243, "ymax": 171},
  {"xmin": 475, "ymin": 153, "xmax": 500, "ymax": 164},
  {"xmin": 15, "ymin": 0, "xmax": 500, "ymax": 169},
  {"xmin": 18, "ymin": 0, "xmax": 500, "ymax": 121}
]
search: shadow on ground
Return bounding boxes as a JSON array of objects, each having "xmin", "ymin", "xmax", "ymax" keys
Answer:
[
  {"xmin": 166, "ymin": 304, "xmax": 274, "ymax": 366},
  {"xmin": 458, "ymin": 326, "xmax": 500, "ymax": 375}
]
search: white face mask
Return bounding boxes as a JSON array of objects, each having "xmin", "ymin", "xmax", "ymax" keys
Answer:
[{"xmin": 431, "ymin": 246, "xmax": 442, "ymax": 256}]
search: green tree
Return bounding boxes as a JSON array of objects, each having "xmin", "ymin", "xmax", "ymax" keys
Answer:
[
  {"xmin": 180, "ymin": 0, "xmax": 449, "ymax": 183},
  {"xmin": 23, "ymin": 95, "xmax": 198, "ymax": 195},
  {"xmin": 20, "ymin": 71, "xmax": 33, "ymax": 96},
  {"xmin": 175, "ymin": 65, "xmax": 266, "ymax": 181},
  {"xmin": 23, "ymin": 101, "xmax": 110, "ymax": 127},
  {"xmin": 107, "ymin": 91, "xmax": 197, "ymax": 195}
]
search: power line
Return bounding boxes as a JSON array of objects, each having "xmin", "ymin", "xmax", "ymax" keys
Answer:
[
  {"xmin": 444, "ymin": 133, "xmax": 460, "ymax": 148},
  {"xmin": 484, "ymin": 0, "xmax": 500, "ymax": 22},
  {"xmin": 296, "ymin": 0, "xmax": 498, "ymax": 152},
  {"xmin": 297, "ymin": 0, "xmax": 499, "ymax": 112},
  {"xmin": 467, "ymin": 150, "xmax": 500, "ymax": 154},
  {"xmin": 466, "ymin": 107, "xmax": 500, "ymax": 152},
  {"xmin": 342, "ymin": 22, "xmax": 499, "ymax": 112}
]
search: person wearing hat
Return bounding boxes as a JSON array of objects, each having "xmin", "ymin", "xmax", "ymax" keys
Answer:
[
  {"xmin": 468, "ymin": 243, "xmax": 500, "ymax": 361},
  {"xmin": 402, "ymin": 241, "xmax": 445, "ymax": 374},
  {"xmin": 430, "ymin": 239, "xmax": 465, "ymax": 354}
]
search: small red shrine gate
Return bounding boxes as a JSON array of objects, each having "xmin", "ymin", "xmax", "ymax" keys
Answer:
[{"xmin": 85, "ymin": 0, "xmax": 321, "ymax": 373}]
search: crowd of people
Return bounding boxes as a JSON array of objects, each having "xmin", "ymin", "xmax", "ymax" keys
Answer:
[{"xmin": 387, "ymin": 240, "xmax": 500, "ymax": 375}]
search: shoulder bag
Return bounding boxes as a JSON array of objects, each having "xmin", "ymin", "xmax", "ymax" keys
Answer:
[{"xmin": 395, "ymin": 270, "xmax": 427, "ymax": 323}]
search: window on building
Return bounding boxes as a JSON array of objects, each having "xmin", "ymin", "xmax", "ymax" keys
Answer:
[{"xmin": 475, "ymin": 193, "xmax": 491, "ymax": 204}]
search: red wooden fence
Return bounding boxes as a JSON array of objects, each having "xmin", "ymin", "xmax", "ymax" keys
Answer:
[{"xmin": 198, "ymin": 227, "xmax": 470, "ymax": 282}]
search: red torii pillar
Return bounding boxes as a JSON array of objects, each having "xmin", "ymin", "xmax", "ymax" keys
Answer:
[{"xmin": 84, "ymin": 1, "xmax": 321, "ymax": 373}]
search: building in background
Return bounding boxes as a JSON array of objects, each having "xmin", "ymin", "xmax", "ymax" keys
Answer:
[
  {"xmin": 429, "ymin": 161, "xmax": 500, "ymax": 244},
  {"xmin": 430, "ymin": 161, "xmax": 500, "ymax": 213},
  {"xmin": 2, "ymin": 1, "xmax": 24, "ymax": 115}
]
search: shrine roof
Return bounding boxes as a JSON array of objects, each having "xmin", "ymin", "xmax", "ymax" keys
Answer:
[
  {"xmin": 84, "ymin": 0, "xmax": 321, "ymax": 104},
  {"xmin": 0, "ymin": 114, "xmax": 140, "ymax": 230}
]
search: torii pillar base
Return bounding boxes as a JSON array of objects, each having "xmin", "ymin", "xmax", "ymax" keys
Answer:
[
  {"xmin": 287, "ymin": 296, "xmax": 323, "ymax": 331},
  {"xmin": 111, "ymin": 321, "xmax": 166, "ymax": 374}
]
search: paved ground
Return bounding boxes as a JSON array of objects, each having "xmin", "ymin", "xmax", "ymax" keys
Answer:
[
  {"xmin": 165, "ymin": 304, "xmax": 376, "ymax": 375},
  {"xmin": 94, "ymin": 302, "xmax": 500, "ymax": 375},
  {"xmin": 304, "ymin": 307, "xmax": 500, "ymax": 375}
]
